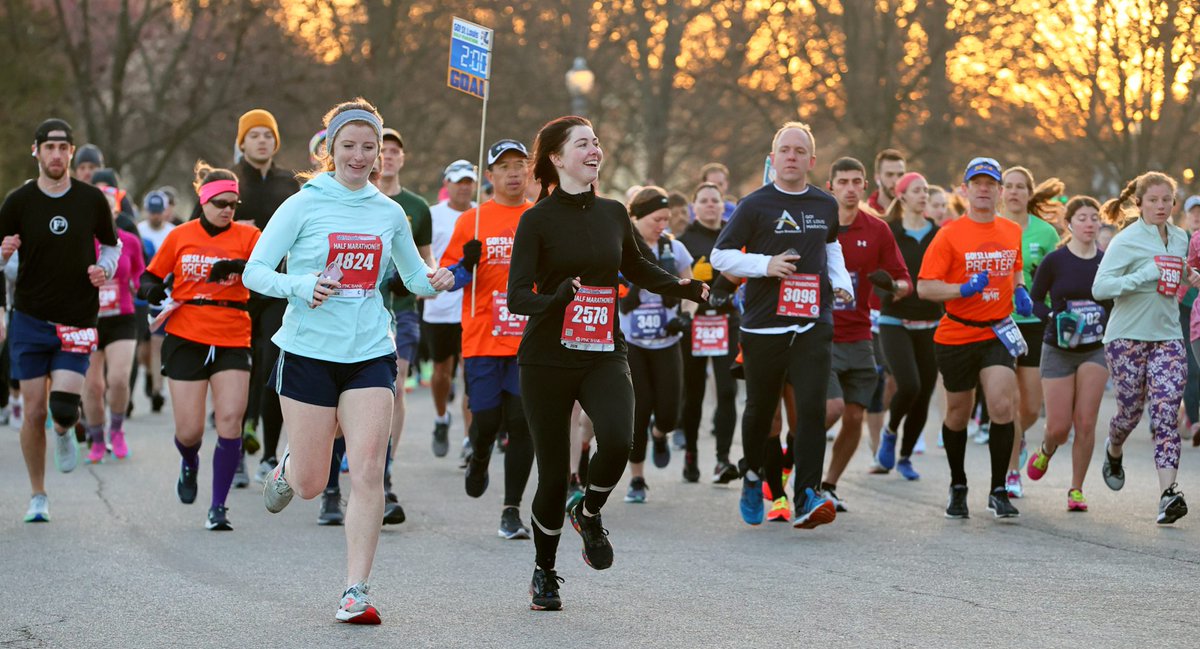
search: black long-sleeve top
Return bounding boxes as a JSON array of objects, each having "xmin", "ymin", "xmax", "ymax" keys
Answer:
[
  {"xmin": 508, "ymin": 186, "xmax": 700, "ymax": 367},
  {"xmin": 882, "ymin": 217, "xmax": 944, "ymax": 321}
]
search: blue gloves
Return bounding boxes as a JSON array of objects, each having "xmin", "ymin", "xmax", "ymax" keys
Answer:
[
  {"xmin": 1014, "ymin": 286, "xmax": 1033, "ymax": 317},
  {"xmin": 959, "ymin": 271, "xmax": 989, "ymax": 298}
]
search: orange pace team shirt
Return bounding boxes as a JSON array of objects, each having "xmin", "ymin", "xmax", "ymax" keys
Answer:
[
  {"xmin": 440, "ymin": 199, "xmax": 533, "ymax": 359},
  {"xmin": 918, "ymin": 215, "xmax": 1023, "ymax": 345},
  {"xmin": 146, "ymin": 219, "xmax": 261, "ymax": 348}
]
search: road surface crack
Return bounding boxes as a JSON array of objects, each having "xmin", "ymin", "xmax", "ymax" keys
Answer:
[
  {"xmin": 0, "ymin": 615, "xmax": 66, "ymax": 648},
  {"xmin": 889, "ymin": 585, "xmax": 1019, "ymax": 613},
  {"xmin": 87, "ymin": 465, "xmax": 121, "ymax": 520}
]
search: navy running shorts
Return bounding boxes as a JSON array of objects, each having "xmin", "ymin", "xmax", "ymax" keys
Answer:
[
  {"xmin": 271, "ymin": 350, "xmax": 399, "ymax": 408},
  {"xmin": 394, "ymin": 310, "xmax": 421, "ymax": 365},
  {"xmin": 9, "ymin": 310, "xmax": 93, "ymax": 381},
  {"xmin": 464, "ymin": 356, "xmax": 520, "ymax": 412}
]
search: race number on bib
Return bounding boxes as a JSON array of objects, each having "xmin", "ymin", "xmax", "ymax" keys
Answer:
[
  {"xmin": 561, "ymin": 286, "xmax": 615, "ymax": 352},
  {"xmin": 98, "ymin": 280, "xmax": 120, "ymax": 317},
  {"xmin": 992, "ymin": 316, "xmax": 1028, "ymax": 358},
  {"xmin": 1065, "ymin": 300, "xmax": 1105, "ymax": 346},
  {"xmin": 691, "ymin": 314, "xmax": 729, "ymax": 357},
  {"xmin": 833, "ymin": 272, "xmax": 858, "ymax": 311},
  {"xmin": 629, "ymin": 304, "xmax": 668, "ymax": 340},
  {"xmin": 491, "ymin": 292, "xmax": 528, "ymax": 337},
  {"xmin": 55, "ymin": 325, "xmax": 98, "ymax": 355},
  {"xmin": 326, "ymin": 233, "xmax": 383, "ymax": 298},
  {"xmin": 777, "ymin": 274, "xmax": 821, "ymax": 318},
  {"xmin": 1156, "ymin": 255, "xmax": 1183, "ymax": 297}
]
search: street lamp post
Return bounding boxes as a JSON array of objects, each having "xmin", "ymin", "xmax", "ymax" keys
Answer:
[{"xmin": 565, "ymin": 57, "xmax": 595, "ymax": 117}]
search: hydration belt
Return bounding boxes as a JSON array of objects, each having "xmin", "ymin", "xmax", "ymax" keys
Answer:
[
  {"xmin": 945, "ymin": 312, "xmax": 1006, "ymax": 328},
  {"xmin": 186, "ymin": 298, "xmax": 249, "ymax": 311}
]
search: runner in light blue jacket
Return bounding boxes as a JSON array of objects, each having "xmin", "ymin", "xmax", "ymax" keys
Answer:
[{"xmin": 242, "ymin": 100, "xmax": 454, "ymax": 626}]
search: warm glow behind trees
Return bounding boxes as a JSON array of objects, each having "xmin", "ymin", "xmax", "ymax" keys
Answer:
[{"xmin": 5, "ymin": 0, "xmax": 1195, "ymax": 201}]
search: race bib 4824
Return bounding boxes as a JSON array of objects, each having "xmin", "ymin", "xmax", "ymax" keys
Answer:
[{"xmin": 326, "ymin": 233, "xmax": 383, "ymax": 298}]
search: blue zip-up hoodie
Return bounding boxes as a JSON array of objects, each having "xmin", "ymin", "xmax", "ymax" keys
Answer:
[{"xmin": 243, "ymin": 172, "xmax": 439, "ymax": 362}]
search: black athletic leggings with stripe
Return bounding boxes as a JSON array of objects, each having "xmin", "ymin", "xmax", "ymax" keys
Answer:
[
  {"xmin": 878, "ymin": 324, "xmax": 938, "ymax": 458},
  {"xmin": 522, "ymin": 356, "xmax": 634, "ymax": 570}
]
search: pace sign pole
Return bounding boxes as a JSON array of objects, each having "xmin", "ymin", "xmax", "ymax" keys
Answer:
[{"xmin": 447, "ymin": 17, "xmax": 493, "ymax": 312}]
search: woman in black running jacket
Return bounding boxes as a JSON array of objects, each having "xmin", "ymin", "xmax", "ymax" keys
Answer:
[{"xmin": 508, "ymin": 115, "xmax": 707, "ymax": 611}]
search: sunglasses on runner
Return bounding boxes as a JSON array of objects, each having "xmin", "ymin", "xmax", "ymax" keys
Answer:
[{"xmin": 208, "ymin": 198, "xmax": 241, "ymax": 210}]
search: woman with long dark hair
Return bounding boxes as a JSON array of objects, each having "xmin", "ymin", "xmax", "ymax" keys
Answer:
[{"xmin": 508, "ymin": 116, "xmax": 707, "ymax": 610}]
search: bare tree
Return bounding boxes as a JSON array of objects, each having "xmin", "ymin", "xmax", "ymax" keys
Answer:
[{"xmin": 46, "ymin": 0, "xmax": 315, "ymax": 195}]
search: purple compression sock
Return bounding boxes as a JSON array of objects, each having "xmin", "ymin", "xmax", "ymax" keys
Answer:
[
  {"xmin": 175, "ymin": 438, "xmax": 201, "ymax": 471},
  {"xmin": 212, "ymin": 437, "xmax": 243, "ymax": 508},
  {"xmin": 86, "ymin": 424, "xmax": 104, "ymax": 443}
]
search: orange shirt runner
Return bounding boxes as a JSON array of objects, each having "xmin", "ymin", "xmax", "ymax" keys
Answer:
[
  {"xmin": 918, "ymin": 215, "xmax": 1023, "ymax": 345},
  {"xmin": 147, "ymin": 220, "xmax": 261, "ymax": 348},
  {"xmin": 440, "ymin": 199, "xmax": 533, "ymax": 359}
]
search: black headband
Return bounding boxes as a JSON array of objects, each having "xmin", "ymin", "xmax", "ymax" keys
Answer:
[{"xmin": 630, "ymin": 195, "xmax": 670, "ymax": 218}]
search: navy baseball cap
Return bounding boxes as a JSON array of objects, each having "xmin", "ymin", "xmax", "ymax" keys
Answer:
[
  {"xmin": 144, "ymin": 190, "xmax": 168, "ymax": 214},
  {"xmin": 486, "ymin": 139, "xmax": 529, "ymax": 167},
  {"xmin": 963, "ymin": 157, "xmax": 1002, "ymax": 183}
]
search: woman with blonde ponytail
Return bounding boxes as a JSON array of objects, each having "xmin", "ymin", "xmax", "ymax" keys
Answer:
[{"xmin": 1092, "ymin": 172, "xmax": 1199, "ymax": 524}]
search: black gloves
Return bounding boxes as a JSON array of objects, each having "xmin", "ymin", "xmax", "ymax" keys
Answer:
[
  {"xmin": 138, "ymin": 272, "xmax": 170, "ymax": 304},
  {"xmin": 707, "ymin": 275, "xmax": 737, "ymax": 311},
  {"xmin": 665, "ymin": 312, "xmax": 693, "ymax": 336},
  {"xmin": 868, "ymin": 269, "xmax": 896, "ymax": 293},
  {"xmin": 619, "ymin": 287, "xmax": 642, "ymax": 314},
  {"xmin": 681, "ymin": 280, "xmax": 707, "ymax": 305},
  {"xmin": 708, "ymin": 286, "xmax": 731, "ymax": 310},
  {"xmin": 208, "ymin": 259, "xmax": 246, "ymax": 283},
  {"xmin": 461, "ymin": 239, "xmax": 483, "ymax": 272},
  {"xmin": 552, "ymin": 277, "xmax": 578, "ymax": 306}
]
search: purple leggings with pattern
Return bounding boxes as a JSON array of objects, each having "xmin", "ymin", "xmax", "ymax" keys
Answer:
[{"xmin": 1105, "ymin": 338, "xmax": 1185, "ymax": 470}]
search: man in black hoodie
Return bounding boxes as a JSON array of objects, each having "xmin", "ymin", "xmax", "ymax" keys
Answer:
[{"xmin": 232, "ymin": 108, "xmax": 298, "ymax": 489}]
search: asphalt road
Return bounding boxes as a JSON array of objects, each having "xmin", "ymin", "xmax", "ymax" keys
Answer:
[{"xmin": 2, "ymin": 377, "xmax": 1197, "ymax": 649}]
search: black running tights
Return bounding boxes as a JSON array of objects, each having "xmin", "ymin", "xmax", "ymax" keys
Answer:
[
  {"xmin": 879, "ymin": 325, "xmax": 938, "ymax": 458},
  {"xmin": 470, "ymin": 393, "xmax": 534, "ymax": 508},
  {"xmin": 523, "ymin": 357, "xmax": 634, "ymax": 570},
  {"xmin": 628, "ymin": 344, "xmax": 682, "ymax": 464},
  {"xmin": 740, "ymin": 324, "xmax": 833, "ymax": 500},
  {"xmin": 681, "ymin": 326, "xmax": 738, "ymax": 462},
  {"xmin": 247, "ymin": 299, "xmax": 285, "ymax": 460}
]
